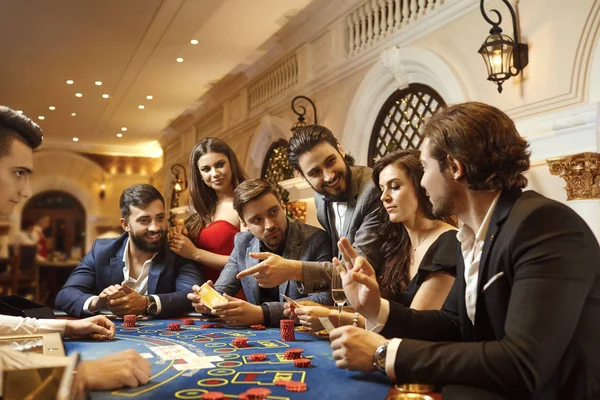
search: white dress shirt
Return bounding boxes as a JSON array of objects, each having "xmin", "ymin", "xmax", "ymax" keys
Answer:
[
  {"xmin": 0, "ymin": 315, "xmax": 66, "ymax": 336},
  {"xmin": 83, "ymin": 238, "xmax": 161, "ymax": 315},
  {"xmin": 331, "ymin": 201, "xmax": 348, "ymax": 240},
  {"xmin": 366, "ymin": 192, "xmax": 501, "ymax": 379}
]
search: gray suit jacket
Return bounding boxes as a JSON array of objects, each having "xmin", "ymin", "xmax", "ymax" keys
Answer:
[
  {"xmin": 301, "ymin": 165, "xmax": 384, "ymax": 293},
  {"xmin": 214, "ymin": 217, "xmax": 333, "ymax": 326}
]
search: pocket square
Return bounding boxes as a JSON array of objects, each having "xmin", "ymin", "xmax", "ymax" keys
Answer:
[{"xmin": 483, "ymin": 271, "xmax": 505, "ymax": 292}]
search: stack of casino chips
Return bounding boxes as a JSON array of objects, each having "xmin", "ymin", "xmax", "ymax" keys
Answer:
[
  {"xmin": 280, "ymin": 319, "xmax": 295, "ymax": 341},
  {"xmin": 123, "ymin": 315, "xmax": 136, "ymax": 327},
  {"xmin": 243, "ymin": 387, "xmax": 271, "ymax": 399},
  {"xmin": 284, "ymin": 348, "xmax": 304, "ymax": 360},
  {"xmin": 275, "ymin": 380, "xmax": 308, "ymax": 392},
  {"xmin": 167, "ymin": 323, "xmax": 181, "ymax": 331},
  {"xmin": 250, "ymin": 324, "xmax": 265, "ymax": 330},
  {"xmin": 293, "ymin": 358, "xmax": 311, "ymax": 368},
  {"xmin": 181, "ymin": 318, "xmax": 194, "ymax": 325},
  {"xmin": 248, "ymin": 353, "xmax": 266, "ymax": 362},
  {"xmin": 200, "ymin": 392, "xmax": 225, "ymax": 400},
  {"xmin": 231, "ymin": 337, "xmax": 249, "ymax": 348}
]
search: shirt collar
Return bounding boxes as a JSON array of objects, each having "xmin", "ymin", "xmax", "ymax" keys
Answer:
[{"xmin": 456, "ymin": 191, "xmax": 501, "ymax": 246}]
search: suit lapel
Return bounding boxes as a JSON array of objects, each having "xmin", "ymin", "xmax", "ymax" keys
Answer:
[
  {"xmin": 340, "ymin": 166, "xmax": 360, "ymax": 238},
  {"xmin": 244, "ymin": 237, "xmax": 261, "ymax": 304},
  {"xmin": 280, "ymin": 219, "xmax": 302, "ymax": 296},
  {"xmin": 148, "ymin": 251, "xmax": 166, "ymax": 294},
  {"xmin": 109, "ymin": 239, "xmax": 127, "ymax": 286}
]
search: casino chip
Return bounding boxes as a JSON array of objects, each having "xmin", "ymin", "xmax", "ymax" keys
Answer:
[
  {"xmin": 285, "ymin": 381, "xmax": 308, "ymax": 392},
  {"xmin": 250, "ymin": 324, "xmax": 265, "ymax": 330},
  {"xmin": 245, "ymin": 387, "xmax": 271, "ymax": 400},
  {"xmin": 274, "ymin": 379, "xmax": 291, "ymax": 387},
  {"xmin": 182, "ymin": 318, "xmax": 194, "ymax": 325},
  {"xmin": 200, "ymin": 323, "xmax": 224, "ymax": 329},
  {"xmin": 284, "ymin": 348, "xmax": 304, "ymax": 360},
  {"xmin": 200, "ymin": 392, "xmax": 225, "ymax": 400},
  {"xmin": 232, "ymin": 337, "xmax": 249, "ymax": 348},
  {"xmin": 167, "ymin": 323, "xmax": 181, "ymax": 331},
  {"xmin": 280, "ymin": 319, "xmax": 295, "ymax": 342},
  {"xmin": 294, "ymin": 358, "xmax": 312, "ymax": 368},
  {"xmin": 248, "ymin": 353, "xmax": 266, "ymax": 361},
  {"xmin": 123, "ymin": 315, "xmax": 136, "ymax": 327}
]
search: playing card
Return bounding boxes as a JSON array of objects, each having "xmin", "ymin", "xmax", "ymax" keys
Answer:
[
  {"xmin": 318, "ymin": 316, "xmax": 335, "ymax": 333},
  {"xmin": 280, "ymin": 293, "xmax": 301, "ymax": 308},
  {"xmin": 196, "ymin": 282, "xmax": 228, "ymax": 309}
]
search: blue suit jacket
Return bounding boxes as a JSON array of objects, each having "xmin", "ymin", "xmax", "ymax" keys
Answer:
[{"xmin": 55, "ymin": 233, "xmax": 204, "ymax": 318}]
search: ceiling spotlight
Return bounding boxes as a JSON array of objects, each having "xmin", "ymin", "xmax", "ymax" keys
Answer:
[
  {"xmin": 121, "ymin": 127, "xmax": 127, "ymax": 131},
  {"xmin": 66, "ymin": 80, "xmax": 74, "ymax": 85},
  {"xmin": 95, "ymin": 81, "xmax": 103, "ymax": 86},
  {"xmin": 72, "ymin": 137, "xmax": 79, "ymax": 142},
  {"xmin": 116, "ymin": 133, "xmax": 123, "ymax": 138},
  {"xmin": 16, "ymin": 110, "xmax": 23, "ymax": 114},
  {"xmin": 190, "ymin": 39, "xmax": 199, "ymax": 45},
  {"xmin": 71, "ymin": 113, "xmax": 77, "ymax": 116},
  {"xmin": 138, "ymin": 105, "xmax": 145, "ymax": 109},
  {"xmin": 176, "ymin": 57, "xmax": 184, "ymax": 63},
  {"xmin": 38, "ymin": 116, "xmax": 45, "ymax": 120},
  {"xmin": 49, "ymin": 106, "xmax": 56, "ymax": 111},
  {"xmin": 102, "ymin": 94, "xmax": 109, "ymax": 99},
  {"xmin": 75, "ymin": 93, "xmax": 83, "ymax": 97},
  {"xmin": 146, "ymin": 95, "xmax": 153, "ymax": 100}
]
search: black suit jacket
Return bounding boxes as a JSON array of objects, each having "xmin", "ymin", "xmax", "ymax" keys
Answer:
[
  {"xmin": 55, "ymin": 233, "xmax": 204, "ymax": 318},
  {"xmin": 380, "ymin": 190, "xmax": 600, "ymax": 399}
]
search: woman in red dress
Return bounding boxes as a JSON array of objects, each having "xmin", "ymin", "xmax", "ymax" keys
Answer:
[{"xmin": 168, "ymin": 138, "xmax": 248, "ymax": 286}]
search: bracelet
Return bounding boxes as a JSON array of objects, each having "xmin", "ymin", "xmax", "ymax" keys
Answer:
[{"xmin": 352, "ymin": 312, "xmax": 360, "ymax": 327}]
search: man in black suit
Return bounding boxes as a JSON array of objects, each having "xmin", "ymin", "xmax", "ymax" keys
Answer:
[{"xmin": 329, "ymin": 102, "xmax": 600, "ymax": 399}]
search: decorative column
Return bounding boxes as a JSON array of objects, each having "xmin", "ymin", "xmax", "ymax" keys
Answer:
[{"xmin": 547, "ymin": 152, "xmax": 600, "ymax": 242}]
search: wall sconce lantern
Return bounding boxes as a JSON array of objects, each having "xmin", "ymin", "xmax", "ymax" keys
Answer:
[
  {"xmin": 478, "ymin": 0, "xmax": 528, "ymax": 93},
  {"xmin": 170, "ymin": 163, "xmax": 188, "ymax": 209},
  {"xmin": 290, "ymin": 95, "xmax": 318, "ymax": 132},
  {"xmin": 99, "ymin": 182, "xmax": 106, "ymax": 200}
]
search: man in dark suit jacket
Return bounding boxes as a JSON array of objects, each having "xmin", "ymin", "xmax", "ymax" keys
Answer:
[
  {"xmin": 329, "ymin": 102, "xmax": 600, "ymax": 400},
  {"xmin": 188, "ymin": 179, "xmax": 332, "ymax": 327},
  {"xmin": 56, "ymin": 184, "xmax": 203, "ymax": 318},
  {"xmin": 237, "ymin": 125, "xmax": 383, "ymax": 293}
]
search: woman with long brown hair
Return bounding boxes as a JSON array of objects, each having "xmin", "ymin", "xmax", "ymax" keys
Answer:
[
  {"xmin": 291, "ymin": 149, "xmax": 458, "ymax": 330},
  {"xmin": 168, "ymin": 138, "xmax": 248, "ymax": 283}
]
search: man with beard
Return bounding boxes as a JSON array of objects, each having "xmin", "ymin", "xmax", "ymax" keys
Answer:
[
  {"xmin": 237, "ymin": 125, "xmax": 383, "ymax": 293},
  {"xmin": 187, "ymin": 179, "xmax": 332, "ymax": 327},
  {"xmin": 56, "ymin": 184, "xmax": 203, "ymax": 318},
  {"xmin": 329, "ymin": 102, "xmax": 600, "ymax": 400}
]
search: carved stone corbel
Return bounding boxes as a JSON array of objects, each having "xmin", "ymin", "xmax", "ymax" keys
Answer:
[
  {"xmin": 380, "ymin": 46, "xmax": 409, "ymax": 90},
  {"xmin": 547, "ymin": 152, "xmax": 600, "ymax": 200}
]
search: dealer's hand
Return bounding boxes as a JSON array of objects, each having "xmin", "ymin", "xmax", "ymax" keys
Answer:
[
  {"xmin": 64, "ymin": 315, "xmax": 116, "ymax": 341},
  {"xmin": 212, "ymin": 293, "xmax": 264, "ymax": 327},
  {"xmin": 236, "ymin": 252, "xmax": 302, "ymax": 288},
  {"xmin": 329, "ymin": 325, "xmax": 388, "ymax": 372},
  {"xmin": 77, "ymin": 349, "xmax": 152, "ymax": 391},
  {"xmin": 187, "ymin": 282, "xmax": 213, "ymax": 314},
  {"xmin": 106, "ymin": 283, "xmax": 147, "ymax": 317},
  {"xmin": 295, "ymin": 306, "xmax": 335, "ymax": 332}
]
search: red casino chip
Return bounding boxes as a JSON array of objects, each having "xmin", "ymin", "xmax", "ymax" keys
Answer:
[
  {"xmin": 200, "ymin": 392, "xmax": 225, "ymax": 400},
  {"xmin": 245, "ymin": 387, "xmax": 271, "ymax": 399},
  {"xmin": 200, "ymin": 324, "xmax": 213, "ymax": 328},
  {"xmin": 123, "ymin": 314, "xmax": 136, "ymax": 327},
  {"xmin": 284, "ymin": 348, "xmax": 304, "ymax": 360},
  {"xmin": 238, "ymin": 393, "xmax": 249, "ymax": 400},
  {"xmin": 167, "ymin": 323, "xmax": 181, "ymax": 331},
  {"xmin": 248, "ymin": 353, "xmax": 266, "ymax": 361},
  {"xmin": 250, "ymin": 324, "xmax": 265, "ymax": 330},
  {"xmin": 232, "ymin": 337, "xmax": 249, "ymax": 348},
  {"xmin": 294, "ymin": 358, "xmax": 312, "ymax": 368},
  {"xmin": 280, "ymin": 319, "xmax": 295, "ymax": 342},
  {"xmin": 182, "ymin": 318, "xmax": 195, "ymax": 325},
  {"xmin": 285, "ymin": 381, "xmax": 308, "ymax": 392}
]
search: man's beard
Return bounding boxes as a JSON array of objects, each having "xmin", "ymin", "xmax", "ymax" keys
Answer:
[
  {"xmin": 429, "ymin": 185, "xmax": 455, "ymax": 219},
  {"xmin": 130, "ymin": 229, "xmax": 166, "ymax": 253},
  {"xmin": 309, "ymin": 164, "xmax": 352, "ymax": 202}
]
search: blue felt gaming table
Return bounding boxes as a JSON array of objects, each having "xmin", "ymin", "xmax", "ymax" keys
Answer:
[{"xmin": 63, "ymin": 319, "xmax": 394, "ymax": 399}]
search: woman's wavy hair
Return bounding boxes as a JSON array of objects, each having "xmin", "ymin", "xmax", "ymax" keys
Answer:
[
  {"xmin": 185, "ymin": 138, "xmax": 248, "ymax": 242},
  {"xmin": 423, "ymin": 102, "xmax": 530, "ymax": 191},
  {"xmin": 372, "ymin": 149, "xmax": 455, "ymax": 298}
]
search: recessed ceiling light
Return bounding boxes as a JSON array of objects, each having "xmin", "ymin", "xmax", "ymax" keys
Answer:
[
  {"xmin": 66, "ymin": 80, "xmax": 74, "ymax": 85},
  {"xmin": 38, "ymin": 116, "xmax": 45, "ymax": 120},
  {"xmin": 121, "ymin": 127, "xmax": 127, "ymax": 132},
  {"xmin": 116, "ymin": 133, "xmax": 123, "ymax": 138},
  {"xmin": 72, "ymin": 137, "xmax": 79, "ymax": 142},
  {"xmin": 16, "ymin": 110, "xmax": 23, "ymax": 114},
  {"xmin": 138, "ymin": 105, "xmax": 145, "ymax": 109},
  {"xmin": 95, "ymin": 81, "xmax": 103, "ymax": 86},
  {"xmin": 71, "ymin": 113, "xmax": 77, "ymax": 116},
  {"xmin": 102, "ymin": 94, "xmax": 109, "ymax": 99},
  {"xmin": 75, "ymin": 93, "xmax": 83, "ymax": 97},
  {"xmin": 190, "ymin": 39, "xmax": 199, "ymax": 45},
  {"xmin": 176, "ymin": 57, "xmax": 184, "ymax": 63},
  {"xmin": 146, "ymin": 95, "xmax": 153, "ymax": 100},
  {"xmin": 49, "ymin": 106, "xmax": 56, "ymax": 111}
]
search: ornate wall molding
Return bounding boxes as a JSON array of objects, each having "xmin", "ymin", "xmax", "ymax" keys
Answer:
[{"xmin": 547, "ymin": 152, "xmax": 600, "ymax": 200}]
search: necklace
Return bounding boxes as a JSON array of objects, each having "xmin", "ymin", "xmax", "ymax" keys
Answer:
[{"xmin": 412, "ymin": 221, "xmax": 440, "ymax": 252}]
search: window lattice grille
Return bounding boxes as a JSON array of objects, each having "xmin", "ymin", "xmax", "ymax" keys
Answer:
[
  {"xmin": 261, "ymin": 140, "xmax": 294, "ymax": 186},
  {"xmin": 368, "ymin": 83, "xmax": 446, "ymax": 166}
]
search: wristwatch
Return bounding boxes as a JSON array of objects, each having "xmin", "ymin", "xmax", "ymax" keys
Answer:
[
  {"xmin": 373, "ymin": 341, "xmax": 389, "ymax": 374},
  {"xmin": 146, "ymin": 296, "xmax": 158, "ymax": 317}
]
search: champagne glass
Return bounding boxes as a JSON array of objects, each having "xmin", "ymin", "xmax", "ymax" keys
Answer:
[{"xmin": 331, "ymin": 265, "xmax": 347, "ymax": 327}]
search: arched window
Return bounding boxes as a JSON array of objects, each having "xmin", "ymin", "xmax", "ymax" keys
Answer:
[{"xmin": 368, "ymin": 83, "xmax": 446, "ymax": 166}]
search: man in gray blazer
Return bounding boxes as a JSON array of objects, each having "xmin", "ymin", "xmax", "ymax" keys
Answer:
[
  {"xmin": 238, "ymin": 125, "xmax": 383, "ymax": 293},
  {"xmin": 188, "ymin": 178, "xmax": 333, "ymax": 327}
]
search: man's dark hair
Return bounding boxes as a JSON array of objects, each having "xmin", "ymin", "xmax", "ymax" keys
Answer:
[
  {"xmin": 0, "ymin": 106, "xmax": 44, "ymax": 158},
  {"xmin": 120, "ymin": 184, "xmax": 165, "ymax": 220},
  {"xmin": 423, "ymin": 102, "xmax": 531, "ymax": 191},
  {"xmin": 288, "ymin": 125, "xmax": 355, "ymax": 172},
  {"xmin": 233, "ymin": 178, "xmax": 281, "ymax": 221}
]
